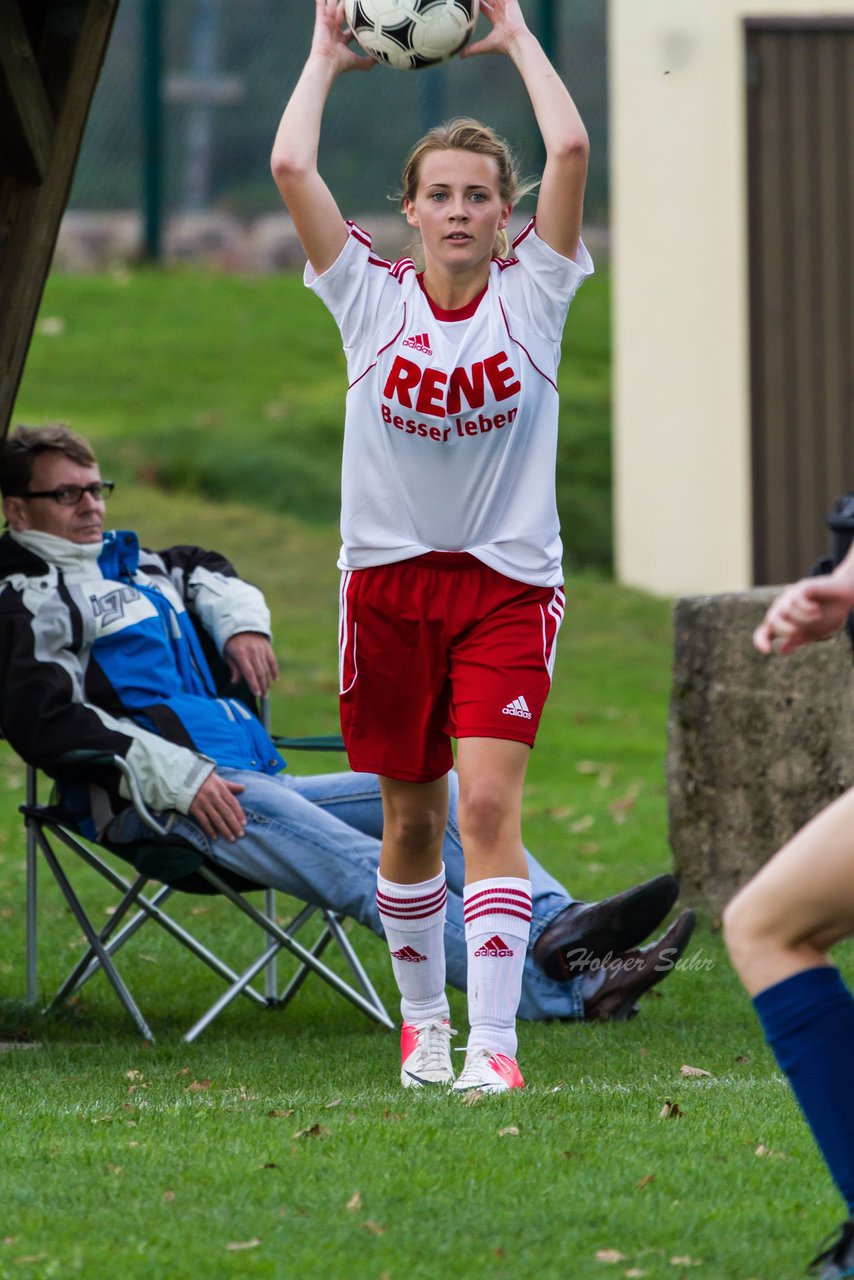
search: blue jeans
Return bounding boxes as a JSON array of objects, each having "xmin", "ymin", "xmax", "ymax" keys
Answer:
[{"xmin": 106, "ymin": 768, "xmax": 585, "ymax": 1021}]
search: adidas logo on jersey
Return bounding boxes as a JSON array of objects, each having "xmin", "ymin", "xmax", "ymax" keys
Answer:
[
  {"xmin": 402, "ymin": 331, "xmax": 433, "ymax": 356},
  {"xmin": 502, "ymin": 695, "xmax": 532, "ymax": 720},
  {"xmin": 474, "ymin": 934, "xmax": 514, "ymax": 958},
  {"xmin": 391, "ymin": 945, "xmax": 428, "ymax": 963}
]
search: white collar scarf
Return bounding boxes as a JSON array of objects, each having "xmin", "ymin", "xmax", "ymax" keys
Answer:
[{"xmin": 11, "ymin": 528, "xmax": 105, "ymax": 584}]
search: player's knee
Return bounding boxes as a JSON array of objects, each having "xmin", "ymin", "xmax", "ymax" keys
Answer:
[
  {"xmin": 385, "ymin": 807, "xmax": 445, "ymax": 858},
  {"xmin": 722, "ymin": 885, "xmax": 773, "ymax": 973},
  {"xmin": 458, "ymin": 783, "xmax": 514, "ymax": 847}
]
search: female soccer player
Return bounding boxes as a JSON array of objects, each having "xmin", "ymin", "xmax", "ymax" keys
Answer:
[
  {"xmin": 271, "ymin": 0, "xmax": 592, "ymax": 1093},
  {"xmin": 724, "ymin": 545, "xmax": 854, "ymax": 1280}
]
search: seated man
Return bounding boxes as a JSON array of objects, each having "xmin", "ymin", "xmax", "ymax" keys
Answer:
[{"xmin": 0, "ymin": 424, "xmax": 693, "ymax": 1034}]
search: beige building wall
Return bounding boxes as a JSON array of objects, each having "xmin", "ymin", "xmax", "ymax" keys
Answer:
[{"xmin": 610, "ymin": 0, "xmax": 854, "ymax": 596}]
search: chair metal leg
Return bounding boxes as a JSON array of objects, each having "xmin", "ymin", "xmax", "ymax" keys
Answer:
[
  {"xmin": 51, "ymin": 874, "xmax": 154, "ymax": 1007},
  {"xmin": 322, "ymin": 912, "xmax": 391, "ymax": 1022},
  {"xmin": 199, "ymin": 867, "xmax": 395, "ymax": 1030},
  {"xmin": 24, "ymin": 769, "xmax": 39, "ymax": 1005},
  {"xmin": 277, "ymin": 916, "xmax": 334, "ymax": 1008},
  {"xmin": 264, "ymin": 887, "xmax": 278, "ymax": 1000},
  {"xmin": 183, "ymin": 939, "xmax": 281, "ymax": 1044},
  {"xmin": 38, "ymin": 840, "xmax": 156, "ymax": 1041},
  {"xmin": 39, "ymin": 825, "xmax": 266, "ymax": 1008}
]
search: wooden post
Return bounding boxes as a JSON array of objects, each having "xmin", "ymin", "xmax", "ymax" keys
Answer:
[{"xmin": 0, "ymin": 0, "xmax": 120, "ymax": 439}]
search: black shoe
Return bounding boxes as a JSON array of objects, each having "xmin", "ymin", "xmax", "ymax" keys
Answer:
[
  {"xmin": 808, "ymin": 1218, "xmax": 854, "ymax": 1279},
  {"xmin": 532, "ymin": 874, "xmax": 679, "ymax": 981},
  {"xmin": 582, "ymin": 909, "xmax": 696, "ymax": 1021}
]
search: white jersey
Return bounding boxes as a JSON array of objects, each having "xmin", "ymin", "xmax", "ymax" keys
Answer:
[{"xmin": 306, "ymin": 218, "xmax": 593, "ymax": 588}]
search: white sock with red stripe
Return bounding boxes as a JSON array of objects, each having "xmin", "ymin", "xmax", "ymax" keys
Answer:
[
  {"xmin": 377, "ymin": 867, "xmax": 450, "ymax": 1026},
  {"xmin": 464, "ymin": 876, "xmax": 532, "ymax": 1059}
]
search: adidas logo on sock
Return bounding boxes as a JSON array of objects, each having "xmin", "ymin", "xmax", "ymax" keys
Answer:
[
  {"xmin": 502, "ymin": 694, "xmax": 532, "ymax": 720},
  {"xmin": 402, "ymin": 331, "xmax": 433, "ymax": 355},
  {"xmin": 474, "ymin": 934, "xmax": 514, "ymax": 958},
  {"xmin": 391, "ymin": 945, "xmax": 428, "ymax": 963}
]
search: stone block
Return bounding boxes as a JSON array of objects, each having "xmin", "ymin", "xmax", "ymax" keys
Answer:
[{"xmin": 667, "ymin": 589, "xmax": 854, "ymax": 918}]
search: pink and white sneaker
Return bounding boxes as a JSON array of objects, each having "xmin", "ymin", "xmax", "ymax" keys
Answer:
[
  {"xmin": 452, "ymin": 1048, "xmax": 525, "ymax": 1094},
  {"xmin": 400, "ymin": 1019, "xmax": 456, "ymax": 1088}
]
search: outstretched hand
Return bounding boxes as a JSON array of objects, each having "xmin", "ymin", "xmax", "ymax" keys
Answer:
[
  {"xmin": 461, "ymin": 0, "xmax": 530, "ymax": 58},
  {"xmin": 311, "ymin": 0, "xmax": 375, "ymax": 74},
  {"xmin": 753, "ymin": 577, "xmax": 854, "ymax": 655}
]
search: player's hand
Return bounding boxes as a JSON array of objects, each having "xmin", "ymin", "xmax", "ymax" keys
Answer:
[
  {"xmin": 312, "ymin": 0, "xmax": 375, "ymax": 73},
  {"xmin": 189, "ymin": 774, "xmax": 246, "ymax": 842},
  {"xmin": 224, "ymin": 632, "xmax": 279, "ymax": 697},
  {"xmin": 753, "ymin": 577, "xmax": 854, "ymax": 655},
  {"xmin": 461, "ymin": 0, "xmax": 529, "ymax": 58}
]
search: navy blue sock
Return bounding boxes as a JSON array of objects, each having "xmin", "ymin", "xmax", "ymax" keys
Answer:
[{"xmin": 754, "ymin": 966, "xmax": 854, "ymax": 1213}]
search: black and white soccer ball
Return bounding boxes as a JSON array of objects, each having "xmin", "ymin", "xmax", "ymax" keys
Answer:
[{"xmin": 345, "ymin": 0, "xmax": 480, "ymax": 71}]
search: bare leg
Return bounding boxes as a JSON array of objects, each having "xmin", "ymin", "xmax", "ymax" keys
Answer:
[
  {"xmin": 378, "ymin": 774, "xmax": 449, "ymax": 883},
  {"xmin": 454, "ymin": 737, "xmax": 530, "ymax": 882},
  {"xmin": 723, "ymin": 785, "xmax": 854, "ymax": 994}
]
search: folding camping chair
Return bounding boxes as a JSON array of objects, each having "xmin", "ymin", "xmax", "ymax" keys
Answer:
[{"xmin": 17, "ymin": 713, "xmax": 394, "ymax": 1042}]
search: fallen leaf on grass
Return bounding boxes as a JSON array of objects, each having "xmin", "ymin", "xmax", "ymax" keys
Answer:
[
  {"xmin": 625, "ymin": 1271, "xmax": 648, "ymax": 1278},
  {"xmin": 2, "ymin": 1238, "xmax": 19, "ymax": 1246},
  {"xmin": 680, "ymin": 1064, "xmax": 712, "ymax": 1078},
  {"xmin": 14, "ymin": 1254, "xmax": 49, "ymax": 1265},
  {"xmin": 125, "ymin": 1069, "xmax": 144, "ymax": 1080},
  {"xmin": 595, "ymin": 1249, "xmax": 628, "ymax": 1263},
  {"xmin": 346, "ymin": 1192, "xmax": 362, "ymax": 1211},
  {"xmin": 670, "ymin": 1257, "xmax": 701, "ymax": 1267},
  {"xmin": 293, "ymin": 1124, "xmax": 330, "ymax": 1140},
  {"xmin": 609, "ymin": 785, "xmax": 641, "ymax": 824},
  {"xmin": 548, "ymin": 804, "xmax": 577, "ymax": 820},
  {"xmin": 570, "ymin": 815, "xmax": 595, "ymax": 834},
  {"xmin": 362, "ymin": 1220, "xmax": 386, "ymax": 1236},
  {"xmin": 324, "ymin": 1099, "xmax": 342, "ymax": 1108},
  {"xmin": 267, "ymin": 1108, "xmax": 295, "ymax": 1118},
  {"xmin": 635, "ymin": 1174, "xmax": 656, "ymax": 1189},
  {"xmin": 659, "ymin": 1099, "xmax": 684, "ymax": 1119},
  {"xmin": 459, "ymin": 1090, "xmax": 483, "ymax": 1105},
  {"xmin": 497, "ymin": 1126, "xmax": 519, "ymax": 1137},
  {"xmin": 162, "ymin": 1190, "xmax": 175, "ymax": 1203},
  {"xmin": 754, "ymin": 1144, "xmax": 785, "ymax": 1159},
  {"xmin": 105, "ymin": 1164, "xmax": 123, "ymax": 1176},
  {"xmin": 226, "ymin": 1238, "xmax": 261, "ymax": 1252},
  {"xmin": 184, "ymin": 1079, "xmax": 212, "ymax": 1092}
]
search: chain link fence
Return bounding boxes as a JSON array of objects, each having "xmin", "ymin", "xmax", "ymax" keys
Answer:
[{"xmin": 69, "ymin": 0, "xmax": 608, "ymax": 235}]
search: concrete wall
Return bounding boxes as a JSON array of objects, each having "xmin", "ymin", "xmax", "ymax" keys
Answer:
[{"xmin": 609, "ymin": 0, "xmax": 854, "ymax": 597}]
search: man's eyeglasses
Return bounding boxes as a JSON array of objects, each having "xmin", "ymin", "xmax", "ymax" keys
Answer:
[{"xmin": 19, "ymin": 481, "xmax": 115, "ymax": 506}]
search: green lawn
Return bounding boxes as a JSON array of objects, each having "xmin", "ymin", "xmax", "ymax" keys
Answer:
[{"xmin": 0, "ymin": 274, "xmax": 848, "ymax": 1279}]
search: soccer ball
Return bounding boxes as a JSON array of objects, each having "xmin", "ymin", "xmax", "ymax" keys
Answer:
[{"xmin": 345, "ymin": 0, "xmax": 480, "ymax": 71}]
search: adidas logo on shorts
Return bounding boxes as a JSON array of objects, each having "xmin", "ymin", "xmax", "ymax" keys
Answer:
[
  {"xmin": 502, "ymin": 695, "xmax": 532, "ymax": 720},
  {"xmin": 474, "ymin": 934, "xmax": 514, "ymax": 958}
]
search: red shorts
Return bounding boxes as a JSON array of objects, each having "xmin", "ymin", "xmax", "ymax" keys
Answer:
[{"xmin": 338, "ymin": 553, "xmax": 566, "ymax": 782}]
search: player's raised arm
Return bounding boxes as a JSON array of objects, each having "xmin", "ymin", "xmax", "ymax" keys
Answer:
[
  {"xmin": 462, "ymin": 0, "xmax": 588, "ymax": 261},
  {"xmin": 270, "ymin": 0, "xmax": 373, "ymax": 275}
]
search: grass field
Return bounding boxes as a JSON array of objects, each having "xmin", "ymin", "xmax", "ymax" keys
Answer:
[{"xmin": 0, "ymin": 272, "xmax": 850, "ymax": 1279}]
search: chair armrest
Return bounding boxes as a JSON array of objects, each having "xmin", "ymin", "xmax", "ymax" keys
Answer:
[
  {"xmin": 273, "ymin": 734, "xmax": 346, "ymax": 752},
  {"xmin": 56, "ymin": 749, "xmax": 169, "ymax": 837}
]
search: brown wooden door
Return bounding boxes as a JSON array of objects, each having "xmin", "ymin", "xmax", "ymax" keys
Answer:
[{"xmin": 747, "ymin": 20, "xmax": 854, "ymax": 584}]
